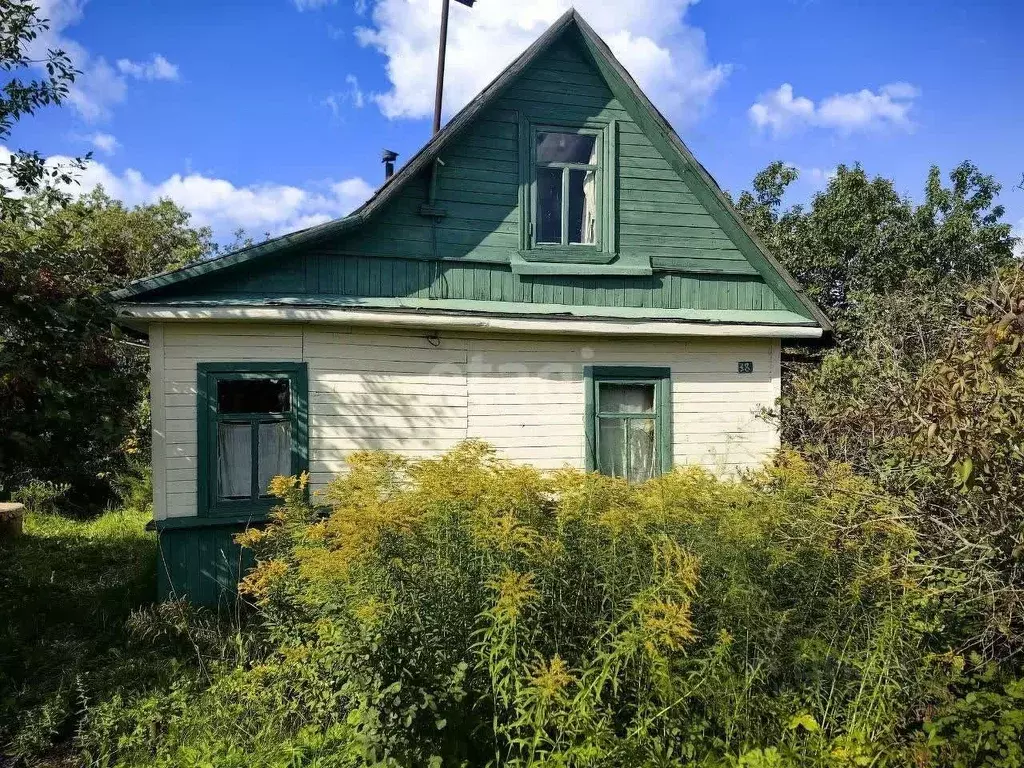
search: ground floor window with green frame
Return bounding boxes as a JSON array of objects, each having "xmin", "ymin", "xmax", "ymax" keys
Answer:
[
  {"xmin": 585, "ymin": 366, "xmax": 672, "ymax": 483},
  {"xmin": 196, "ymin": 362, "xmax": 308, "ymax": 518}
]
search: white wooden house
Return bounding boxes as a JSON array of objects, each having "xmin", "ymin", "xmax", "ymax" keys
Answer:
[{"xmin": 112, "ymin": 10, "xmax": 830, "ymax": 602}]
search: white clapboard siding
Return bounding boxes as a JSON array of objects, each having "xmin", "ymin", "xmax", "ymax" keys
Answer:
[
  {"xmin": 159, "ymin": 323, "xmax": 302, "ymax": 517},
  {"xmin": 464, "ymin": 336, "xmax": 586, "ymax": 468},
  {"xmin": 153, "ymin": 322, "xmax": 781, "ymax": 519},
  {"xmin": 149, "ymin": 325, "xmax": 166, "ymax": 520}
]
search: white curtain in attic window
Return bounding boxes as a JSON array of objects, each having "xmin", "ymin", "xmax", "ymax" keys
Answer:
[
  {"xmin": 585, "ymin": 139, "xmax": 599, "ymax": 244},
  {"xmin": 581, "ymin": 168, "xmax": 597, "ymax": 244},
  {"xmin": 578, "ymin": 139, "xmax": 599, "ymax": 244}
]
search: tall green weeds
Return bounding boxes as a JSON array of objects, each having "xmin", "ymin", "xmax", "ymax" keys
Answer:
[
  {"xmin": 80, "ymin": 443, "xmax": 1022, "ymax": 767},
  {"xmin": 0, "ymin": 508, "xmax": 160, "ymax": 760}
]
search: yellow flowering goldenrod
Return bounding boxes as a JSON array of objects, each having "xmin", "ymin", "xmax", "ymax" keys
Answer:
[
  {"xmin": 528, "ymin": 654, "xmax": 573, "ymax": 703},
  {"xmin": 470, "ymin": 510, "xmax": 542, "ymax": 557},
  {"xmin": 202, "ymin": 439, "xmax": 926, "ymax": 768},
  {"xmin": 639, "ymin": 598, "xmax": 697, "ymax": 654},
  {"xmin": 234, "ymin": 526, "xmax": 267, "ymax": 548},
  {"xmin": 238, "ymin": 558, "xmax": 290, "ymax": 601},
  {"xmin": 352, "ymin": 596, "xmax": 389, "ymax": 630},
  {"xmin": 488, "ymin": 569, "xmax": 538, "ymax": 623},
  {"xmin": 267, "ymin": 472, "xmax": 308, "ymax": 500}
]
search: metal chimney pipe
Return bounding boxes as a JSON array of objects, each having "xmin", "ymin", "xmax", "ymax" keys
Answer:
[{"xmin": 382, "ymin": 149, "xmax": 398, "ymax": 181}]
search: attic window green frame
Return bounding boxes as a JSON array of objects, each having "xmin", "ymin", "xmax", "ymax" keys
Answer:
[
  {"xmin": 584, "ymin": 366, "xmax": 672, "ymax": 482},
  {"xmin": 518, "ymin": 117, "xmax": 617, "ymax": 264},
  {"xmin": 196, "ymin": 363, "xmax": 308, "ymax": 519}
]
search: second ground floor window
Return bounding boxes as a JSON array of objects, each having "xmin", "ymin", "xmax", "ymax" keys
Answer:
[
  {"xmin": 196, "ymin": 362, "xmax": 308, "ymax": 517},
  {"xmin": 585, "ymin": 366, "xmax": 672, "ymax": 483}
]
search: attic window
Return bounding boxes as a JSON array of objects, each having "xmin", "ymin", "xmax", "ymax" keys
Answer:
[
  {"xmin": 535, "ymin": 132, "xmax": 598, "ymax": 245},
  {"xmin": 520, "ymin": 120, "xmax": 617, "ymax": 264}
]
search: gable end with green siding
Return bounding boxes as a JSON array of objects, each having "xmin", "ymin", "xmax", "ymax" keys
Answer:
[{"xmin": 113, "ymin": 10, "xmax": 830, "ymax": 605}]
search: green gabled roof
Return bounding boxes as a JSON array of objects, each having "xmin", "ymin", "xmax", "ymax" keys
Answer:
[
  {"xmin": 109, "ymin": 11, "xmax": 583, "ymax": 304},
  {"xmin": 111, "ymin": 10, "xmax": 830, "ymax": 333}
]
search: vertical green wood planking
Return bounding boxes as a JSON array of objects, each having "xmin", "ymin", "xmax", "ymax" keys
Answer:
[
  {"xmin": 319, "ymin": 33, "xmax": 755, "ymax": 276},
  {"xmin": 157, "ymin": 526, "xmax": 256, "ymax": 606},
  {"xmin": 165, "ymin": 254, "xmax": 782, "ymax": 312}
]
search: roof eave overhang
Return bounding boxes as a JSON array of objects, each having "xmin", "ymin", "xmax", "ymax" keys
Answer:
[{"xmin": 116, "ymin": 303, "xmax": 823, "ymax": 339}]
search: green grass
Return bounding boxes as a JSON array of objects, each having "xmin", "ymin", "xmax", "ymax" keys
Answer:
[{"xmin": 0, "ymin": 508, "xmax": 160, "ymax": 762}]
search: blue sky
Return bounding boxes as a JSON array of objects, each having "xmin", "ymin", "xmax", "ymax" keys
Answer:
[{"xmin": 12, "ymin": 0, "xmax": 1024, "ymax": 248}]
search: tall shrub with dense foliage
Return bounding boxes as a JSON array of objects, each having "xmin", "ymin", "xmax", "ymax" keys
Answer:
[
  {"xmin": 0, "ymin": 2, "xmax": 214, "ymax": 506},
  {"xmin": 780, "ymin": 267, "xmax": 1024, "ymax": 657},
  {"xmin": 735, "ymin": 161, "xmax": 1024, "ymax": 658},
  {"xmin": 0, "ymin": 189, "xmax": 213, "ymax": 506}
]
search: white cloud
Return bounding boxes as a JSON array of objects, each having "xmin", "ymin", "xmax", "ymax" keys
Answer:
[
  {"xmin": 354, "ymin": 0, "xmax": 729, "ymax": 126},
  {"xmin": 26, "ymin": 1, "xmax": 179, "ymax": 121},
  {"xmin": 89, "ymin": 133, "xmax": 119, "ymax": 155},
  {"xmin": 322, "ymin": 75, "xmax": 366, "ymax": 118},
  {"xmin": 793, "ymin": 165, "xmax": 837, "ymax": 187},
  {"xmin": 749, "ymin": 85, "xmax": 813, "ymax": 135},
  {"xmin": 345, "ymin": 74, "xmax": 366, "ymax": 108},
  {"xmin": 322, "ymin": 93, "xmax": 343, "ymax": 119},
  {"xmin": 66, "ymin": 53, "xmax": 128, "ymax": 121},
  {"xmin": 116, "ymin": 54, "xmax": 180, "ymax": 82},
  {"xmin": 750, "ymin": 82, "xmax": 920, "ymax": 137},
  {"xmin": 330, "ymin": 177, "xmax": 376, "ymax": 201},
  {"xmin": 293, "ymin": 0, "xmax": 337, "ymax": 9},
  {"xmin": 0, "ymin": 143, "xmax": 373, "ymax": 239}
]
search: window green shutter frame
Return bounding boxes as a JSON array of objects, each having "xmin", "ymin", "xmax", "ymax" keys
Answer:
[
  {"xmin": 604, "ymin": 118, "xmax": 617, "ymax": 257},
  {"xmin": 518, "ymin": 118, "xmax": 617, "ymax": 264},
  {"xmin": 196, "ymin": 362, "xmax": 309, "ymax": 518},
  {"xmin": 583, "ymin": 365, "xmax": 672, "ymax": 476}
]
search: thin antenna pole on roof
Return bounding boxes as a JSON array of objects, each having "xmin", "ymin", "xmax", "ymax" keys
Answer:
[{"xmin": 433, "ymin": 0, "xmax": 475, "ymax": 135}]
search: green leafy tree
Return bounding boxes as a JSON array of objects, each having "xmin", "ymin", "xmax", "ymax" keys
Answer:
[
  {"xmin": 780, "ymin": 267, "xmax": 1024, "ymax": 655},
  {"xmin": 0, "ymin": 3, "xmax": 210, "ymax": 507},
  {"xmin": 736, "ymin": 161, "xmax": 1017, "ymax": 333},
  {"xmin": 0, "ymin": 189, "xmax": 213, "ymax": 507},
  {"xmin": 1, "ymin": 0, "xmax": 84, "ymax": 218}
]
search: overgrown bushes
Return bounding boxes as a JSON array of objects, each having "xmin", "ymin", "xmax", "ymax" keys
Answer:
[
  {"xmin": 80, "ymin": 443, "xmax": 1024, "ymax": 767},
  {"xmin": 780, "ymin": 267, "xmax": 1024, "ymax": 659},
  {"xmin": 0, "ymin": 189, "xmax": 211, "ymax": 511},
  {"xmin": 736, "ymin": 159, "xmax": 1024, "ymax": 666}
]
